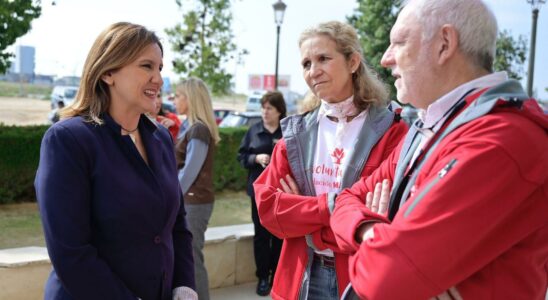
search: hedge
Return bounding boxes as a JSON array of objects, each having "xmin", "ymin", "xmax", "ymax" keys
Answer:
[{"xmin": 0, "ymin": 124, "xmax": 249, "ymax": 204}]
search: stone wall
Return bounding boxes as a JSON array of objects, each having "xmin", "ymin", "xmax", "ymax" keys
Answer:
[{"xmin": 0, "ymin": 224, "xmax": 255, "ymax": 299}]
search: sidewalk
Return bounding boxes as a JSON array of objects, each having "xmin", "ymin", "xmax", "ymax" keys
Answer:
[{"xmin": 210, "ymin": 282, "xmax": 268, "ymax": 300}]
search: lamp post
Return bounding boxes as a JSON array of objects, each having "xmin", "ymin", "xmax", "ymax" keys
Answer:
[
  {"xmin": 526, "ymin": 0, "xmax": 545, "ymax": 97},
  {"xmin": 273, "ymin": 0, "xmax": 286, "ymax": 90}
]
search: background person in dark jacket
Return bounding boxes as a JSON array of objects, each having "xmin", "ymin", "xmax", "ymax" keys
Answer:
[
  {"xmin": 237, "ymin": 91, "xmax": 286, "ymax": 296},
  {"xmin": 35, "ymin": 22, "xmax": 196, "ymax": 300}
]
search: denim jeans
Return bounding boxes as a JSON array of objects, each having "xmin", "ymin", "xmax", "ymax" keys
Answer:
[{"xmin": 307, "ymin": 257, "xmax": 339, "ymax": 300}]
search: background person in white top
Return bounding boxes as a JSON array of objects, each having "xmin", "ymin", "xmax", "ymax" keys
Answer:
[{"xmin": 253, "ymin": 21, "xmax": 408, "ymax": 300}]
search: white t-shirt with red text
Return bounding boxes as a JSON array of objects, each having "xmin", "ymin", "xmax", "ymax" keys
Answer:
[
  {"xmin": 313, "ymin": 111, "xmax": 367, "ymax": 195},
  {"xmin": 312, "ymin": 110, "xmax": 367, "ymax": 256}
]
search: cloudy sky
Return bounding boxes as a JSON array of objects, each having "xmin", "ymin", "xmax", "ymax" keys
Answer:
[{"xmin": 11, "ymin": 0, "xmax": 548, "ymax": 99}]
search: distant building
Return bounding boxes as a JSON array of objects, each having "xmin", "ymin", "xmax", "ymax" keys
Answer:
[
  {"xmin": 34, "ymin": 74, "xmax": 55, "ymax": 85},
  {"xmin": 162, "ymin": 77, "xmax": 172, "ymax": 94},
  {"xmin": 9, "ymin": 45, "xmax": 35, "ymax": 77}
]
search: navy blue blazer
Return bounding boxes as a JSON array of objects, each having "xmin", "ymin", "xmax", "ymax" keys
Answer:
[{"xmin": 35, "ymin": 114, "xmax": 195, "ymax": 300}]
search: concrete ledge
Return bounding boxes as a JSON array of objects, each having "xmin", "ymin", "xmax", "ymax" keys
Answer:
[
  {"xmin": 0, "ymin": 223, "xmax": 255, "ymax": 299},
  {"xmin": 204, "ymin": 223, "xmax": 256, "ymax": 289},
  {"xmin": 0, "ymin": 246, "xmax": 50, "ymax": 268}
]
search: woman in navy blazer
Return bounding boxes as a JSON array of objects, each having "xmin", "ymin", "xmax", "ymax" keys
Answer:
[{"xmin": 35, "ymin": 22, "xmax": 196, "ymax": 300}]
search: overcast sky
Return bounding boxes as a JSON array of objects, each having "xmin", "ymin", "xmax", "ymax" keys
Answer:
[{"xmin": 11, "ymin": 0, "xmax": 548, "ymax": 99}]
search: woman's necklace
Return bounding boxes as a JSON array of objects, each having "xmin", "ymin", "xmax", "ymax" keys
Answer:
[
  {"xmin": 121, "ymin": 125, "xmax": 138, "ymax": 133},
  {"xmin": 121, "ymin": 126, "xmax": 138, "ymax": 144}
]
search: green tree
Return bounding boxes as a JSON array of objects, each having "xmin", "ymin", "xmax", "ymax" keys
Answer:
[
  {"xmin": 347, "ymin": 0, "xmax": 402, "ymax": 98},
  {"xmin": 494, "ymin": 30, "xmax": 527, "ymax": 80},
  {"xmin": 166, "ymin": 0, "xmax": 245, "ymax": 95},
  {"xmin": 0, "ymin": 0, "xmax": 41, "ymax": 74}
]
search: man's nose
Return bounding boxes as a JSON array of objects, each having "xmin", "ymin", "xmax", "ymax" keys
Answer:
[{"xmin": 380, "ymin": 48, "xmax": 393, "ymax": 68}]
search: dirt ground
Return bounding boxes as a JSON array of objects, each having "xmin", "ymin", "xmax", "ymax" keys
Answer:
[
  {"xmin": 0, "ymin": 96, "xmax": 246, "ymax": 126},
  {"xmin": 0, "ymin": 97, "xmax": 51, "ymax": 126}
]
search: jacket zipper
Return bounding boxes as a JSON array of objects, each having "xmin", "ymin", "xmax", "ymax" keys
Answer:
[{"xmin": 404, "ymin": 158, "xmax": 457, "ymax": 218}]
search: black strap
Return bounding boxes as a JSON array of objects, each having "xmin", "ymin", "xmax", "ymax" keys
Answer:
[{"xmin": 387, "ymin": 90, "xmax": 472, "ymax": 221}]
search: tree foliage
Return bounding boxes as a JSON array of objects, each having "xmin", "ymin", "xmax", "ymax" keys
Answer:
[
  {"xmin": 0, "ymin": 0, "xmax": 41, "ymax": 74},
  {"xmin": 494, "ymin": 30, "xmax": 527, "ymax": 80},
  {"xmin": 347, "ymin": 0, "xmax": 401, "ymax": 98},
  {"xmin": 166, "ymin": 0, "xmax": 246, "ymax": 95}
]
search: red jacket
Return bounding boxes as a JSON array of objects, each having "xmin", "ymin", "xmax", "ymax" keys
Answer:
[
  {"xmin": 156, "ymin": 112, "xmax": 181, "ymax": 142},
  {"xmin": 331, "ymin": 82, "xmax": 548, "ymax": 299},
  {"xmin": 254, "ymin": 108, "xmax": 408, "ymax": 300}
]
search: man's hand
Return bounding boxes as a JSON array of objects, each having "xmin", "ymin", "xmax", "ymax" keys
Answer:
[
  {"xmin": 279, "ymin": 174, "xmax": 300, "ymax": 195},
  {"xmin": 365, "ymin": 179, "xmax": 391, "ymax": 215},
  {"xmin": 355, "ymin": 179, "xmax": 391, "ymax": 243}
]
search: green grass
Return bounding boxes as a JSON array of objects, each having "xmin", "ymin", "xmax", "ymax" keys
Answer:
[
  {"xmin": 0, "ymin": 81, "xmax": 52, "ymax": 99},
  {"xmin": 0, "ymin": 202, "xmax": 45, "ymax": 249},
  {"xmin": 0, "ymin": 190, "xmax": 251, "ymax": 249},
  {"xmin": 210, "ymin": 190, "xmax": 251, "ymax": 226}
]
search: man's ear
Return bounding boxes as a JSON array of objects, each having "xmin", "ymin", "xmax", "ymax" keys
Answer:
[
  {"xmin": 101, "ymin": 72, "xmax": 114, "ymax": 85},
  {"xmin": 437, "ymin": 24, "xmax": 459, "ymax": 65}
]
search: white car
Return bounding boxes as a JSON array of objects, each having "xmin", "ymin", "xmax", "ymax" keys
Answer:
[
  {"xmin": 245, "ymin": 90, "xmax": 301, "ymax": 115},
  {"xmin": 50, "ymin": 86, "xmax": 79, "ymax": 109}
]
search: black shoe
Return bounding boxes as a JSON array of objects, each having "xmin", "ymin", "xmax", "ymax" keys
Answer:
[{"xmin": 256, "ymin": 278, "xmax": 271, "ymax": 296}]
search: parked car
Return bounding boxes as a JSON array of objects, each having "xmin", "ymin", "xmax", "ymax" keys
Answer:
[
  {"xmin": 219, "ymin": 111, "xmax": 262, "ymax": 128},
  {"xmin": 245, "ymin": 90, "xmax": 301, "ymax": 115},
  {"xmin": 245, "ymin": 91, "xmax": 265, "ymax": 112},
  {"xmin": 50, "ymin": 86, "xmax": 78, "ymax": 109},
  {"xmin": 213, "ymin": 109, "xmax": 234, "ymax": 125}
]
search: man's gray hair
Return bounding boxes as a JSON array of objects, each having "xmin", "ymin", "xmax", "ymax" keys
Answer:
[{"xmin": 404, "ymin": 0, "xmax": 498, "ymax": 72}]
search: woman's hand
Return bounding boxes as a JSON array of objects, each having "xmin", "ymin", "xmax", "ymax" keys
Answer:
[
  {"xmin": 255, "ymin": 154, "xmax": 271, "ymax": 168},
  {"xmin": 172, "ymin": 287, "xmax": 198, "ymax": 300},
  {"xmin": 279, "ymin": 174, "xmax": 301, "ymax": 195},
  {"xmin": 158, "ymin": 116, "xmax": 176, "ymax": 128}
]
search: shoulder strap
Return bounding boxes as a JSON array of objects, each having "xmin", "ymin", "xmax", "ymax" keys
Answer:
[{"xmin": 392, "ymin": 80, "xmax": 529, "ymax": 216}]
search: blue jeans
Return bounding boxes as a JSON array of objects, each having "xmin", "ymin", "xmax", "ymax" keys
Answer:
[{"xmin": 307, "ymin": 257, "xmax": 339, "ymax": 300}]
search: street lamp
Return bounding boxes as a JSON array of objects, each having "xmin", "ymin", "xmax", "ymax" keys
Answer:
[
  {"xmin": 526, "ymin": 0, "xmax": 545, "ymax": 97},
  {"xmin": 273, "ymin": 0, "xmax": 286, "ymax": 90}
]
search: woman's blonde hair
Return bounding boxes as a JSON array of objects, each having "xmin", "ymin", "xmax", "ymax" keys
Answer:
[
  {"xmin": 60, "ymin": 22, "xmax": 162, "ymax": 124},
  {"xmin": 299, "ymin": 21, "xmax": 389, "ymax": 111},
  {"xmin": 177, "ymin": 78, "xmax": 220, "ymax": 144},
  {"xmin": 300, "ymin": 90, "xmax": 321, "ymax": 113}
]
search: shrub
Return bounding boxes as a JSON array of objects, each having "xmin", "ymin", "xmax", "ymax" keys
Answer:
[
  {"xmin": 0, "ymin": 124, "xmax": 249, "ymax": 204},
  {"xmin": 212, "ymin": 127, "xmax": 248, "ymax": 191},
  {"xmin": 0, "ymin": 125, "xmax": 47, "ymax": 203}
]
